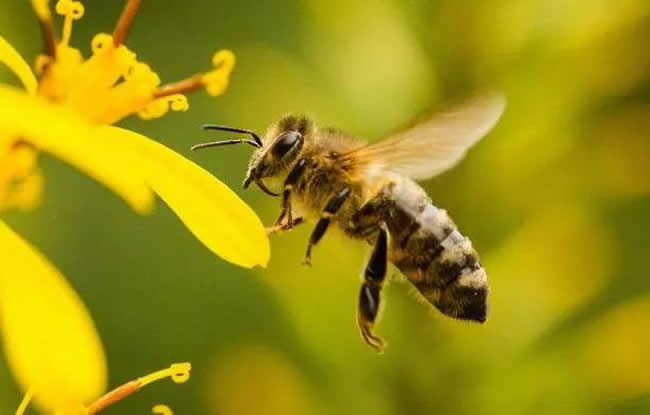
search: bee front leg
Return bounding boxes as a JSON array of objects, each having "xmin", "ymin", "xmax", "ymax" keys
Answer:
[
  {"xmin": 268, "ymin": 159, "xmax": 308, "ymax": 233},
  {"xmin": 303, "ymin": 186, "xmax": 351, "ymax": 266},
  {"xmin": 357, "ymin": 226, "xmax": 388, "ymax": 353},
  {"xmin": 267, "ymin": 217, "xmax": 305, "ymax": 234},
  {"xmin": 274, "ymin": 187, "xmax": 294, "ymax": 227}
]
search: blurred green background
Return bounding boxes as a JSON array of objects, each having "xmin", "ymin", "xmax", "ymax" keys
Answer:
[{"xmin": 2, "ymin": 0, "xmax": 650, "ymax": 414}]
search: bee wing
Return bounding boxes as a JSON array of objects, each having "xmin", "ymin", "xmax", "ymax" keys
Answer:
[{"xmin": 341, "ymin": 93, "xmax": 505, "ymax": 180}]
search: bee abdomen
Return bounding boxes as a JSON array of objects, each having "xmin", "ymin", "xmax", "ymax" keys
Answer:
[{"xmin": 388, "ymin": 203, "xmax": 489, "ymax": 323}]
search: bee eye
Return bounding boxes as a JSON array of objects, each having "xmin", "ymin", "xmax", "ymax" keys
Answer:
[{"xmin": 271, "ymin": 131, "xmax": 301, "ymax": 158}]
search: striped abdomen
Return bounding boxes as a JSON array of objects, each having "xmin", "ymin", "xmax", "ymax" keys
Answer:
[{"xmin": 383, "ymin": 180, "xmax": 489, "ymax": 322}]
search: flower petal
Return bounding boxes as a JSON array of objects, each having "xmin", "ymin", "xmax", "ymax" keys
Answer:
[
  {"xmin": 0, "ymin": 37, "xmax": 37, "ymax": 95},
  {"xmin": 0, "ymin": 220, "xmax": 107, "ymax": 411},
  {"xmin": 0, "ymin": 84, "xmax": 154, "ymax": 213},
  {"xmin": 105, "ymin": 126, "xmax": 270, "ymax": 268}
]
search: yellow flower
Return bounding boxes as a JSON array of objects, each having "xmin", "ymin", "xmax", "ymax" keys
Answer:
[
  {"xmin": 2, "ymin": 225, "xmax": 191, "ymax": 414},
  {"xmin": 0, "ymin": 221, "xmax": 106, "ymax": 412},
  {"xmin": 0, "ymin": 0, "xmax": 269, "ymax": 268},
  {"xmin": 13, "ymin": 361, "xmax": 192, "ymax": 415},
  {"xmin": 0, "ymin": 0, "xmax": 269, "ymax": 411}
]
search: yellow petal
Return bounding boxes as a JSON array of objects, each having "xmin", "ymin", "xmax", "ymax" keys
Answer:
[
  {"xmin": 0, "ymin": 37, "xmax": 38, "ymax": 95},
  {"xmin": 105, "ymin": 126, "xmax": 270, "ymax": 268},
  {"xmin": 0, "ymin": 220, "xmax": 107, "ymax": 411},
  {"xmin": 0, "ymin": 84, "xmax": 153, "ymax": 213}
]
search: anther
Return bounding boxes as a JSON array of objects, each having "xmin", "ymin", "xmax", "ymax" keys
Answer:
[
  {"xmin": 55, "ymin": 0, "xmax": 84, "ymax": 46},
  {"xmin": 169, "ymin": 363, "xmax": 192, "ymax": 383},
  {"xmin": 138, "ymin": 362, "xmax": 192, "ymax": 387},
  {"xmin": 152, "ymin": 405, "xmax": 174, "ymax": 415},
  {"xmin": 153, "ymin": 50, "xmax": 235, "ymax": 99}
]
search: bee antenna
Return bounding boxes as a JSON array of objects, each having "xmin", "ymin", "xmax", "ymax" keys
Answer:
[
  {"xmin": 202, "ymin": 124, "xmax": 263, "ymax": 147},
  {"xmin": 191, "ymin": 139, "xmax": 260, "ymax": 151}
]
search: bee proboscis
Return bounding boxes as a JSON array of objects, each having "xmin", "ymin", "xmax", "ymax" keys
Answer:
[{"xmin": 193, "ymin": 93, "xmax": 505, "ymax": 352}]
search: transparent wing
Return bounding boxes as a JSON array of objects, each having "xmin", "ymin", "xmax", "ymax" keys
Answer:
[{"xmin": 342, "ymin": 93, "xmax": 505, "ymax": 180}]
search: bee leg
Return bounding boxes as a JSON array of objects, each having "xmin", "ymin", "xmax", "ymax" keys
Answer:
[
  {"xmin": 303, "ymin": 186, "xmax": 351, "ymax": 266},
  {"xmin": 275, "ymin": 187, "xmax": 293, "ymax": 227},
  {"xmin": 357, "ymin": 227, "xmax": 388, "ymax": 353},
  {"xmin": 267, "ymin": 217, "xmax": 304, "ymax": 234},
  {"xmin": 274, "ymin": 159, "xmax": 308, "ymax": 228}
]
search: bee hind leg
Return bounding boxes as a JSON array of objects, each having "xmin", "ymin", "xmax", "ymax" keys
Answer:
[
  {"xmin": 303, "ymin": 186, "xmax": 351, "ymax": 266},
  {"xmin": 357, "ymin": 226, "xmax": 388, "ymax": 353}
]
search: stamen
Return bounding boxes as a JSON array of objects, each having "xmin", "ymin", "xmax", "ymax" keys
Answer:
[
  {"xmin": 153, "ymin": 50, "xmax": 235, "ymax": 98},
  {"xmin": 86, "ymin": 381, "xmax": 141, "ymax": 415},
  {"xmin": 31, "ymin": 0, "xmax": 57, "ymax": 58},
  {"xmin": 34, "ymin": 55, "xmax": 54, "ymax": 76},
  {"xmin": 86, "ymin": 363, "xmax": 192, "ymax": 415},
  {"xmin": 153, "ymin": 75, "xmax": 203, "ymax": 99},
  {"xmin": 31, "ymin": 0, "xmax": 51, "ymax": 19},
  {"xmin": 15, "ymin": 389, "xmax": 33, "ymax": 415},
  {"xmin": 55, "ymin": 0, "xmax": 84, "ymax": 47},
  {"xmin": 113, "ymin": 0, "xmax": 142, "ymax": 47},
  {"xmin": 152, "ymin": 405, "xmax": 174, "ymax": 415},
  {"xmin": 138, "ymin": 94, "xmax": 189, "ymax": 120},
  {"xmin": 39, "ymin": 19, "xmax": 57, "ymax": 58},
  {"xmin": 85, "ymin": 363, "xmax": 191, "ymax": 415},
  {"xmin": 138, "ymin": 363, "xmax": 192, "ymax": 387},
  {"xmin": 202, "ymin": 50, "xmax": 235, "ymax": 96}
]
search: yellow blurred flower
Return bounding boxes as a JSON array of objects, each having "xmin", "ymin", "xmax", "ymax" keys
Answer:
[
  {"xmin": 0, "ymin": 0, "xmax": 269, "ymax": 411},
  {"xmin": 485, "ymin": 202, "xmax": 613, "ymax": 346},
  {"xmin": 582, "ymin": 297, "xmax": 650, "ymax": 399},
  {"xmin": 207, "ymin": 346, "xmax": 315, "ymax": 415}
]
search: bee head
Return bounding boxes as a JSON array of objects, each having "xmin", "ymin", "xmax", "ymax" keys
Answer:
[
  {"xmin": 191, "ymin": 115, "xmax": 313, "ymax": 197},
  {"xmin": 243, "ymin": 115, "xmax": 313, "ymax": 195}
]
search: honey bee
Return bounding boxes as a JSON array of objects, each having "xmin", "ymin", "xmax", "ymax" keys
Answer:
[{"xmin": 192, "ymin": 94, "xmax": 505, "ymax": 352}]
